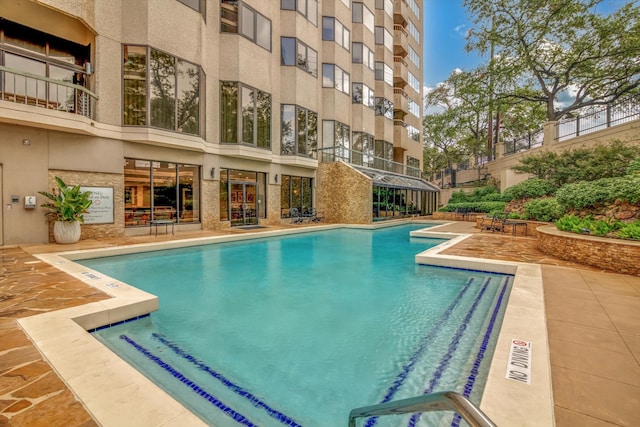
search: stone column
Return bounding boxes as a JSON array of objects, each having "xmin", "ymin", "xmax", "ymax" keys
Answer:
[{"xmin": 543, "ymin": 121, "xmax": 559, "ymax": 145}]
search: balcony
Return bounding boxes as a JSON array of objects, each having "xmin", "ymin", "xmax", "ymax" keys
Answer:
[
  {"xmin": 393, "ymin": 56, "xmax": 408, "ymax": 87},
  {"xmin": 0, "ymin": 65, "xmax": 96, "ymax": 120},
  {"xmin": 393, "ymin": 24, "xmax": 409, "ymax": 57},
  {"xmin": 393, "ymin": 87, "xmax": 408, "ymax": 115},
  {"xmin": 393, "ymin": 0, "xmax": 409, "ymax": 26},
  {"xmin": 317, "ymin": 146, "xmax": 420, "ymax": 177},
  {"xmin": 393, "ymin": 119, "xmax": 411, "ymax": 151}
]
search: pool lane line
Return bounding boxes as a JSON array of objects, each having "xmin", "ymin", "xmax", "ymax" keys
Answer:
[
  {"xmin": 151, "ymin": 332, "xmax": 303, "ymax": 427},
  {"xmin": 364, "ymin": 277, "xmax": 476, "ymax": 427},
  {"xmin": 119, "ymin": 335, "xmax": 258, "ymax": 427},
  {"xmin": 406, "ymin": 277, "xmax": 491, "ymax": 427},
  {"xmin": 450, "ymin": 277, "xmax": 510, "ymax": 427}
]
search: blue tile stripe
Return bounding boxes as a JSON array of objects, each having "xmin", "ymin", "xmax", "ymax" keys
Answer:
[
  {"xmin": 406, "ymin": 277, "xmax": 491, "ymax": 427},
  {"xmin": 87, "ymin": 314, "xmax": 150, "ymax": 332},
  {"xmin": 450, "ymin": 278, "xmax": 510, "ymax": 427},
  {"xmin": 119, "ymin": 334, "xmax": 257, "ymax": 427},
  {"xmin": 151, "ymin": 332, "xmax": 303, "ymax": 427},
  {"xmin": 364, "ymin": 277, "xmax": 476, "ymax": 427}
]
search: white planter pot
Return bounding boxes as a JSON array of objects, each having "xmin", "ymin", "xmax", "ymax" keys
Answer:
[{"xmin": 53, "ymin": 220, "xmax": 81, "ymax": 244}]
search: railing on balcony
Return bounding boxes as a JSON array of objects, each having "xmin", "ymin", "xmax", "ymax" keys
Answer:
[
  {"xmin": 0, "ymin": 65, "xmax": 97, "ymax": 120},
  {"xmin": 557, "ymin": 94, "xmax": 640, "ymax": 141},
  {"xmin": 393, "ymin": 24, "xmax": 409, "ymax": 37},
  {"xmin": 317, "ymin": 146, "xmax": 422, "ymax": 178},
  {"xmin": 393, "ymin": 87, "xmax": 408, "ymax": 98},
  {"xmin": 393, "ymin": 56, "xmax": 408, "ymax": 67}
]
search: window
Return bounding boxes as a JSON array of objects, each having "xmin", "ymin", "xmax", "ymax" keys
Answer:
[
  {"xmin": 407, "ymin": 125, "xmax": 420, "ymax": 142},
  {"xmin": 123, "ymin": 45, "xmax": 201, "ymax": 135},
  {"xmin": 408, "ymin": 98, "xmax": 420, "ymax": 118},
  {"xmin": 220, "ymin": 81, "xmax": 271, "ymax": 148},
  {"xmin": 375, "ymin": 97, "xmax": 394, "ymax": 119},
  {"xmin": 282, "ymin": 0, "xmax": 318, "ymax": 26},
  {"xmin": 375, "ymin": 0, "xmax": 393, "ymax": 17},
  {"xmin": 352, "ymin": 2, "xmax": 374, "ymax": 33},
  {"xmin": 221, "ymin": 2, "xmax": 271, "ymax": 51},
  {"xmin": 322, "ymin": 17, "xmax": 350, "ymax": 50},
  {"xmin": 408, "ymin": 71, "xmax": 421, "ymax": 92},
  {"xmin": 220, "ymin": 169, "xmax": 267, "ymax": 222},
  {"xmin": 373, "ymin": 139, "xmax": 393, "ymax": 170},
  {"xmin": 322, "ymin": 120, "xmax": 350, "ymax": 162},
  {"xmin": 375, "ymin": 61, "xmax": 393, "ymax": 86},
  {"xmin": 375, "ymin": 26, "xmax": 393, "ymax": 52},
  {"xmin": 407, "ymin": 156, "xmax": 420, "ymax": 169},
  {"xmin": 409, "ymin": 46, "xmax": 420, "ymax": 68},
  {"xmin": 281, "ymin": 175, "xmax": 313, "ymax": 217},
  {"xmin": 352, "ymin": 42, "xmax": 375, "ymax": 71},
  {"xmin": 407, "ymin": 0, "xmax": 420, "ymax": 17},
  {"xmin": 408, "ymin": 20, "xmax": 420, "ymax": 43},
  {"xmin": 352, "ymin": 83, "xmax": 374, "ymax": 108},
  {"xmin": 322, "ymin": 64, "xmax": 350, "ymax": 95},
  {"xmin": 281, "ymin": 105, "xmax": 318, "ymax": 157},
  {"xmin": 281, "ymin": 38, "xmax": 318, "ymax": 77},
  {"xmin": 124, "ymin": 159, "xmax": 200, "ymax": 227},
  {"xmin": 352, "ymin": 132, "xmax": 374, "ymax": 167}
]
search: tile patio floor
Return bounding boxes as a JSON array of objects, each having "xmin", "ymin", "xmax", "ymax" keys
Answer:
[{"xmin": 1, "ymin": 221, "xmax": 639, "ymax": 426}]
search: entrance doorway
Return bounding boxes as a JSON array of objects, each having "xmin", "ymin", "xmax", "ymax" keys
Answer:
[{"xmin": 229, "ymin": 182, "xmax": 258, "ymax": 227}]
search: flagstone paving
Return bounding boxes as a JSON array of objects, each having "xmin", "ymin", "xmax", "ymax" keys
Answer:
[{"xmin": 1, "ymin": 221, "xmax": 638, "ymax": 426}]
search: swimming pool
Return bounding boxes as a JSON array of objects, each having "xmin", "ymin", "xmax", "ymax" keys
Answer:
[{"xmin": 81, "ymin": 225, "xmax": 512, "ymax": 426}]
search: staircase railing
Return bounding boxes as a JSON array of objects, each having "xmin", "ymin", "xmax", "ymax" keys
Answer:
[{"xmin": 348, "ymin": 391, "xmax": 497, "ymax": 427}]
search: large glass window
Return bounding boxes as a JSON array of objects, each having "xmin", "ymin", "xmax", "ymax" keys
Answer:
[
  {"xmin": 220, "ymin": 169, "xmax": 267, "ymax": 223},
  {"xmin": 221, "ymin": 2, "xmax": 271, "ymax": 51},
  {"xmin": 375, "ymin": 61, "xmax": 393, "ymax": 86},
  {"xmin": 281, "ymin": 37, "xmax": 318, "ymax": 77},
  {"xmin": 352, "ymin": 42, "xmax": 375, "ymax": 71},
  {"xmin": 220, "ymin": 81, "xmax": 271, "ymax": 148},
  {"xmin": 352, "ymin": 132, "xmax": 374, "ymax": 167},
  {"xmin": 409, "ymin": 46, "xmax": 420, "ymax": 68},
  {"xmin": 281, "ymin": 175, "xmax": 313, "ymax": 217},
  {"xmin": 282, "ymin": 0, "xmax": 318, "ymax": 25},
  {"xmin": 408, "ymin": 20, "xmax": 420, "ymax": 42},
  {"xmin": 322, "ymin": 120, "xmax": 350, "ymax": 162},
  {"xmin": 352, "ymin": 83, "xmax": 375, "ymax": 108},
  {"xmin": 322, "ymin": 64, "xmax": 350, "ymax": 95},
  {"xmin": 408, "ymin": 71, "xmax": 421, "ymax": 92},
  {"xmin": 322, "ymin": 17, "xmax": 350, "ymax": 50},
  {"xmin": 375, "ymin": 97, "xmax": 394, "ymax": 119},
  {"xmin": 123, "ymin": 45, "xmax": 201, "ymax": 135},
  {"xmin": 352, "ymin": 2, "xmax": 375, "ymax": 33},
  {"xmin": 281, "ymin": 104, "xmax": 318, "ymax": 157},
  {"xmin": 375, "ymin": 0, "xmax": 393, "ymax": 17},
  {"xmin": 124, "ymin": 158, "xmax": 200, "ymax": 226},
  {"xmin": 375, "ymin": 26, "xmax": 393, "ymax": 52}
]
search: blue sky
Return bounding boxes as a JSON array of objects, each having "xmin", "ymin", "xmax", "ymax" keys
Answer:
[
  {"xmin": 422, "ymin": 0, "xmax": 625, "ymax": 89},
  {"xmin": 423, "ymin": 0, "xmax": 482, "ymax": 89}
]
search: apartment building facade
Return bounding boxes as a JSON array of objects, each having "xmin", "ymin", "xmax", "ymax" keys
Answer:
[{"xmin": 0, "ymin": 0, "xmax": 437, "ymax": 245}]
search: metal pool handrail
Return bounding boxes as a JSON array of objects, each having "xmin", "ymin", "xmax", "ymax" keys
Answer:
[{"xmin": 348, "ymin": 391, "xmax": 497, "ymax": 427}]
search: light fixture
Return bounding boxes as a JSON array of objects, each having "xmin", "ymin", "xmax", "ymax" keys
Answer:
[
  {"xmin": 22, "ymin": 139, "xmax": 31, "ymax": 145},
  {"xmin": 210, "ymin": 167, "xmax": 215, "ymax": 178},
  {"xmin": 275, "ymin": 174, "xmax": 278, "ymax": 183}
]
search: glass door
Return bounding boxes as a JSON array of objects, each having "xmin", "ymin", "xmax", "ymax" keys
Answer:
[{"xmin": 229, "ymin": 182, "xmax": 258, "ymax": 226}]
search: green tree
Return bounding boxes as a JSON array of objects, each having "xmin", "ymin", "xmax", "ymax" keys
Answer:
[{"xmin": 465, "ymin": 0, "xmax": 640, "ymax": 121}]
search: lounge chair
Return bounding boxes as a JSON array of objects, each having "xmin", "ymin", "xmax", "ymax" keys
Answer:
[{"xmin": 289, "ymin": 208, "xmax": 304, "ymax": 224}]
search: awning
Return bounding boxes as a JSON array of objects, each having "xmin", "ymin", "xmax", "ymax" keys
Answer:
[{"xmin": 351, "ymin": 165, "xmax": 440, "ymax": 192}]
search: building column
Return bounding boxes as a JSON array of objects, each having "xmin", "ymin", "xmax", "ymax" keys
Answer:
[{"xmin": 543, "ymin": 121, "xmax": 559, "ymax": 145}]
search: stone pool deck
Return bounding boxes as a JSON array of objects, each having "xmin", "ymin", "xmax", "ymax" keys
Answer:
[{"xmin": 1, "ymin": 221, "xmax": 639, "ymax": 426}]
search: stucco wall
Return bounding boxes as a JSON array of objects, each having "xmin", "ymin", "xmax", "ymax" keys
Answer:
[
  {"xmin": 537, "ymin": 225, "xmax": 640, "ymax": 276},
  {"xmin": 316, "ymin": 162, "xmax": 372, "ymax": 224}
]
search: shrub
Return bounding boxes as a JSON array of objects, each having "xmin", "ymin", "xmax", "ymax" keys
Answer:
[
  {"xmin": 626, "ymin": 158, "xmax": 640, "ymax": 175},
  {"xmin": 556, "ymin": 174, "xmax": 640, "ymax": 210},
  {"xmin": 618, "ymin": 221, "xmax": 640, "ymax": 240},
  {"xmin": 502, "ymin": 178, "xmax": 556, "ymax": 201},
  {"xmin": 449, "ymin": 186, "xmax": 500, "ymax": 204},
  {"xmin": 523, "ymin": 197, "xmax": 565, "ymax": 222},
  {"xmin": 556, "ymin": 215, "xmax": 640, "ymax": 239},
  {"xmin": 449, "ymin": 190, "xmax": 470, "ymax": 203},
  {"xmin": 438, "ymin": 201, "xmax": 507, "ymax": 213}
]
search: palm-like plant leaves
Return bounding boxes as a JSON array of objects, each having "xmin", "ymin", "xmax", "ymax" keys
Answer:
[{"xmin": 39, "ymin": 176, "xmax": 93, "ymax": 222}]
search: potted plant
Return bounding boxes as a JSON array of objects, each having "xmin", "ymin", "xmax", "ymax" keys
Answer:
[{"xmin": 39, "ymin": 176, "xmax": 93, "ymax": 244}]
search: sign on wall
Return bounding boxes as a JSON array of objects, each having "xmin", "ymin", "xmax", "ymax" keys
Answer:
[{"xmin": 80, "ymin": 187, "xmax": 114, "ymax": 224}]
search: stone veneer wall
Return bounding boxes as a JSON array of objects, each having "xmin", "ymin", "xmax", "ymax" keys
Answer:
[
  {"xmin": 47, "ymin": 170, "xmax": 124, "ymax": 241},
  {"xmin": 201, "ymin": 179, "xmax": 225, "ymax": 230},
  {"xmin": 537, "ymin": 225, "xmax": 640, "ymax": 276},
  {"xmin": 316, "ymin": 162, "xmax": 372, "ymax": 224},
  {"xmin": 265, "ymin": 183, "xmax": 282, "ymax": 225}
]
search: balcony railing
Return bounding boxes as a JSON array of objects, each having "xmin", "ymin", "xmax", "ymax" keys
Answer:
[
  {"xmin": 0, "ymin": 65, "xmax": 97, "ymax": 120},
  {"xmin": 317, "ymin": 146, "xmax": 422, "ymax": 178}
]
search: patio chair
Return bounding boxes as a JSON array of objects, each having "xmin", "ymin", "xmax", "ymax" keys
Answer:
[
  {"xmin": 454, "ymin": 207, "xmax": 468, "ymax": 221},
  {"xmin": 307, "ymin": 208, "xmax": 324, "ymax": 223},
  {"xmin": 481, "ymin": 213, "xmax": 507, "ymax": 233},
  {"xmin": 289, "ymin": 208, "xmax": 304, "ymax": 224}
]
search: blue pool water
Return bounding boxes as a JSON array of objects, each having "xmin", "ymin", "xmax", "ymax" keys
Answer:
[{"xmin": 82, "ymin": 225, "xmax": 511, "ymax": 427}]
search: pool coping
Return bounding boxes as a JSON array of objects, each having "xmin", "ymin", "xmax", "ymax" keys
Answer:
[{"xmin": 18, "ymin": 221, "xmax": 553, "ymax": 426}]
